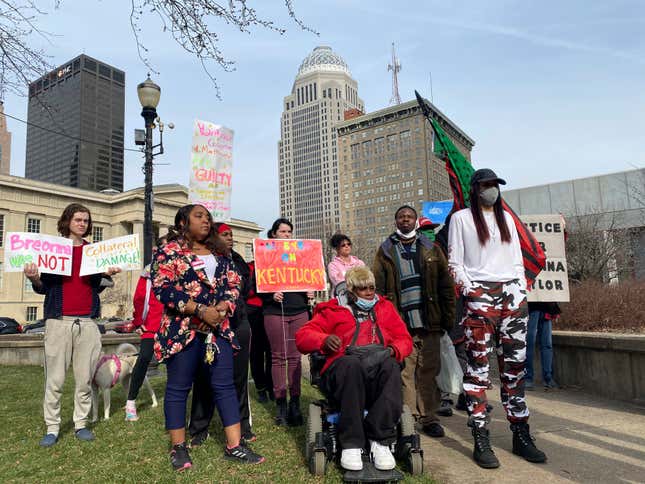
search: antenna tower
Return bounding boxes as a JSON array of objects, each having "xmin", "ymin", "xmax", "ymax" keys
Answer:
[{"xmin": 388, "ymin": 42, "xmax": 402, "ymax": 105}]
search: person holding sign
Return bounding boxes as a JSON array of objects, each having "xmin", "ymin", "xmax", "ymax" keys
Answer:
[
  {"xmin": 261, "ymin": 218, "xmax": 313, "ymax": 427},
  {"xmin": 151, "ymin": 204, "xmax": 264, "ymax": 471},
  {"xmin": 23, "ymin": 203, "xmax": 121, "ymax": 448},
  {"xmin": 448, "ymin": 168, "xmax": 547, "ymax": 469}
]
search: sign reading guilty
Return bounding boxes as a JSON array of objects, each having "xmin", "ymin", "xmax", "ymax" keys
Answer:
[
  {"xmin": 4, "ymin": 232, "xmax": 73, "ymax": 275},
  {"xmin": 521, "ymin": 214, "xmax": 570, "ymax": 302},
  {"xmin": 79, "ymin": 234, "xmax": 141, "ymax": 276},
  {"xmin": 253, "ymin": 239, "xmax": 327, "ymax": 292},
  {"xmin": 188, "ymin": 119, "xmax": 233, "ymax": 221}
]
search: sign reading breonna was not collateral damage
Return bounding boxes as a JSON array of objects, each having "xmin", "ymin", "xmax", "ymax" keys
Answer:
[
  {"xmin": 4, "ymin": 232, "xmax": 73, "ymax": 275},
  {"xmin": 79, "ymin": 234, "xmax": 141, "ymax": 276},
  {"xmin": 521, "ymin": 214, "xmax": 570, "ymax": 302},
  {"xmin": 188, "ymin": 119, "xmax": 233, "ymax": 221}
]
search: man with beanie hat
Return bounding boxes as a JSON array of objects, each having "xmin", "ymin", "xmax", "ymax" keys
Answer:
[{"xmin": 373, "ymin": 205, "xmax": 455, "ymax": 438}]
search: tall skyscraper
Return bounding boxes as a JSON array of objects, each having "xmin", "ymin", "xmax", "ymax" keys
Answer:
[
  {"xmin": 336, "ymin": 99, "xmax": 475, "ymax": 260},
  {"xmin": 25, "ymin": 54, "xmax": 125, "ymax": 191},
  {"xmin": 278, "ymin": 46, "xmax": 364, "ymax": 242},
  {"xmin": 0, "ymin": 102, "xmax": 11, "ymax": 175}
]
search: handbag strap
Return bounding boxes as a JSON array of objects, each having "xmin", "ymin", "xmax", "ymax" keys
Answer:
[{"xmin": 348, "ymin": 305, "xmax": 384, "ymax": 347}]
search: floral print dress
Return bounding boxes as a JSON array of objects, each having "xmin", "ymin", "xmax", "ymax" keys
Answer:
[{"xmin": 151, "ymin": 239, "xmax": 241, "ymax": 363}]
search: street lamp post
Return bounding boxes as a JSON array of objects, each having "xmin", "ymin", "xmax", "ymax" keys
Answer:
[{"xmin": 136, "ymin": 76, "xmax": 161, "ymax": 267}]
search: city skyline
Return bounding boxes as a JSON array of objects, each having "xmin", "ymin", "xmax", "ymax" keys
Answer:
[{"xmin": 2, "ymin": 1, "xmax": 644, "ymax": 232}]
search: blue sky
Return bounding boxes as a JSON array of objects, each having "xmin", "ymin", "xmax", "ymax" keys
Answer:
[{"xmin": 3, "ymin": 0, "xmax": 644, "ymax": 232}]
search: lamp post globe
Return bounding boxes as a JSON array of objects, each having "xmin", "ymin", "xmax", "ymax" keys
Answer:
[{"xmin": 138, "ymin": 75, "xmax": 161, "ymax": 266}]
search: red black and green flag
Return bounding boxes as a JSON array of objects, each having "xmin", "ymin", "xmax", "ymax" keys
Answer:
[{"xmin": 415, "ymin": 91, "xmax": 546, "ymax": 287}]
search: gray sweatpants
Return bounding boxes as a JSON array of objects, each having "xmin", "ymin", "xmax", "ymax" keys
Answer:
[{"xmin": 43, "ymin": 317, "xmax": 102, "ymax": 434}]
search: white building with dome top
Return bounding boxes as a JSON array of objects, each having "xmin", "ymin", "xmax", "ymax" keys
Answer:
[{"xmin": 278, "ymin": 46, "xmax": 364, "ymax": 245}]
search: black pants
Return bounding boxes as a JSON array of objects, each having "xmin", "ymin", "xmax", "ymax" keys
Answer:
[
  {"xmin": 321, "ymin": 355, "xmax": 402, "ymax": 449},
  {"xmin": 127, "ymin": 338, "xmax": 154, "ymax": 400},
  {"xmin": 248, "ymin": 306, "xmax": 273, "ymax": 394},
  {"xmin": 189, "ymin": 316, "xmax": 252, "ymax": 436}
]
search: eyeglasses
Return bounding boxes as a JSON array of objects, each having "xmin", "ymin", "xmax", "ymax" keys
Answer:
[{"xmin": 354, "ymin": 285, "xmax": 375, "ymax": 291}]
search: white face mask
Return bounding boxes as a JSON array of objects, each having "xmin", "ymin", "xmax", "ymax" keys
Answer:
[
  {"xmin": 480, "ymin": 187, "xmax": 499, "ymax": 207},
  {"xmin": 396, "ymin": 228, "xmax": 417, "ymax": 239}
]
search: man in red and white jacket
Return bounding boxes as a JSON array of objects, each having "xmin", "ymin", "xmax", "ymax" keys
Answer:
[{"xmin": 125, "ymin": 265, "xmax": 163, "ymax": 421}]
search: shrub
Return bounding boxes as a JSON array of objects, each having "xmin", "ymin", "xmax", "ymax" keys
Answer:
[{"xmin": 557, "ymin": 280, "xmax": 645, "ymax": 333}]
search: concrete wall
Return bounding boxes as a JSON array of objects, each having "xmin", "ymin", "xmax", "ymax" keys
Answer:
[
  {"xmin": 0, "ymin": 333, "xmax": 140, "ymax": 366},
  {"xmin": 535, "ymin": 331, "xmax": 645, "ymax": 407}
]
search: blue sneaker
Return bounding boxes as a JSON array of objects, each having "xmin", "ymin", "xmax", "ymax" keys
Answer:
[
  {"xmin": 39, "ymin": 433, "xmax": 58, "ymax": 447},
  {"xmin": 75, "ymin": 428, "xmax": 95, "ymax": 442}
]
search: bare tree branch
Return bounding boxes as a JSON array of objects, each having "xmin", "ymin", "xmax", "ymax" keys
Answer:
[
  {"xmin": 128, "ymin": 0, "xmax": 317, "ymax": 98},
  {"xmin": 0, "ymin": 0, "xmax": 53, "ymax": 98},
  {"xmin": 0, "ymin": 0, "xmax": 316, "ymax": 99}
]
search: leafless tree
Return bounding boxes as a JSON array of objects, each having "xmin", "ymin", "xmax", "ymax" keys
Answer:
[
  {"xmin": 0, "ymin": 0, "xmax": 54, "ymax": 97},
  {"xmin": 0, "ymin": 0, "xmax": 315, "ymax": 99},
  {"xmin": 566, "ymin": 212, "xmax": 634, "ymax": 283}
]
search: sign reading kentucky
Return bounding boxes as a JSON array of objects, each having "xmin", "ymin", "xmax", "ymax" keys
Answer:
[{"xmin": 253, "ymin": 239, "xmax": 327, "ymax": 292}]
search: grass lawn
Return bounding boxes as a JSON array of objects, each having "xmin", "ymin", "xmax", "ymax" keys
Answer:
[{"xmin": 1, "ymin": 365, "xmax": 431, "ymax": 483}]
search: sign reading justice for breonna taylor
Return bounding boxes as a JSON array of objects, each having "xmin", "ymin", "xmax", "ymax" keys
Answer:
[
  {"xmin": 3, "ymin": 232, "xmax": 73, "ymax": 276},
  {"xmin": 521, "ymin": 214, "xmax": 570, "ymax": 303},
  {"xmin": 253, "ymin": 239, "xmax": 327, "ymax": 293},
  {"xmin": 188, "ymin": 120, "xmax": 234, "ymax": 221}
]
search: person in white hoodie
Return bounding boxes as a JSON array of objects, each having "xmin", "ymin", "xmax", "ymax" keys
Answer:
[{"xmin": 448, "ymin": 168, "xmax": 546, "ymax": 469}]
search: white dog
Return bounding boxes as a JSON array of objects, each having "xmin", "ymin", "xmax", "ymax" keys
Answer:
[{"xmin": 91, "ymin": 342, "xmax": 158, "ymax": 421}]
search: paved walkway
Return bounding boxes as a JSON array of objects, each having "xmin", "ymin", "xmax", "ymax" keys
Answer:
[{"xmin": 422, "ymin": 385, "xmax": 645, "ymax": 483}]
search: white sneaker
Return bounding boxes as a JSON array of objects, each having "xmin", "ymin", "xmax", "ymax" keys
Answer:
[
  {"xmin": 370, "ymin": 440, "xmax": 396, "ymax": 470},
  {"xmin": 341, "ymin": 448, "xmax": 363, "ymax": 471}
]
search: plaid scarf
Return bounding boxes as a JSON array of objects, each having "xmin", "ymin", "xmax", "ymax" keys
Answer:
[{"xmin": 392, "ymin": 238, "xmax": 425, "ymax": 329}]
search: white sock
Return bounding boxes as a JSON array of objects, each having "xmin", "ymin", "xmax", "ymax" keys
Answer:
[{"xmin": 126, "ymin": 400, "xmax": 136, "ymax": 409}]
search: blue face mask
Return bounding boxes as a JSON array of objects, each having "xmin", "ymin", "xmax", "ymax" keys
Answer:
[{"xmin": 355, "ymin": 294, "xmax": 378, "ymax": 311}]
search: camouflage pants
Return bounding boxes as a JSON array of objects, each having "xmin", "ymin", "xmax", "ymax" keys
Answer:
[{"xmin": 462, "ymin": 279, "xmax": 529, "ymax": 428}]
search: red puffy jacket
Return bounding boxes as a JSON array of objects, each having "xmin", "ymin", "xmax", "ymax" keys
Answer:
[
  {"xmin": 132, "ymin": 269, "xmax": 163, "ymax": 339},
  {"xmin": 295, "ymin": 297, "xmax": 413, "ymax": 374}
]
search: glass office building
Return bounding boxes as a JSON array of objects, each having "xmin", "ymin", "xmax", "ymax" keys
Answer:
[{"xmin": 25, "ymin": 54, "xmax": 125, "ymax": 192}]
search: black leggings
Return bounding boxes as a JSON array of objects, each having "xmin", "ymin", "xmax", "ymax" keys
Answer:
[{"xmin": 127, "ymin": 338, "xmax": 155, "ymax": 400}]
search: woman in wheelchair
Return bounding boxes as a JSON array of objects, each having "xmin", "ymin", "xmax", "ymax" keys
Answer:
[{"xmin": 296, "ymin": 266, "xmax": 413, "ymax": 472}]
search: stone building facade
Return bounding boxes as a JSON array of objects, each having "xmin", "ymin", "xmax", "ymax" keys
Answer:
[
  {"xmin": 0, "ymin": 175, "xmax": 262, "ymax": 322},
  {"xmin": 336, "ymin": 99, "xmax": 474, "ymax": 260}
]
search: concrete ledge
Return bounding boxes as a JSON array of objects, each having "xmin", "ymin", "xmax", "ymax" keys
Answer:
[
  {"xmin": 554, "ymin": 331, "xmax": 645, "ymax": 353},
  {"xmin": 0, "ymin": 333, "xmax": 141, "ymax": 366},
  {"xmin": 549, "ymin": 331, "xmax": 645, "ymax": 407}
]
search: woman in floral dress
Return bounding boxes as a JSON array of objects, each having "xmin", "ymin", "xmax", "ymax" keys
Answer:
[{"xmin": 151, "ymin": 204, "xmax": 265, "ymax": 471}]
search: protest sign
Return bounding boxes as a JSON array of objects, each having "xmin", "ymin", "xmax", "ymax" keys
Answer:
[
  {"xmin": 253, "ymin": 239, "xmax": 327, "ymax": 292},
  {"xmin": 188, "ymin": 119, "xmax": 234, "ymax": 221},
  {"xmin": 3, "ymin": 232, "xmax": 73, "ymax": 275},
  {"xmin": 521, "ymin": 214, "xmax": 570, "ymax": 302},
  {"xmin": 422, "ymin": 200, "xmax": 453, "ymax": 225},
  {"xmin": 79, "ymin": 234, "xmax": 141, "ymax": 276}
]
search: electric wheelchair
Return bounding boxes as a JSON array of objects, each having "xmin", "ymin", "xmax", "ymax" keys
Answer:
[{"xmin": 305, "ymin": 352, "xmax": 424, "ymax": 482}]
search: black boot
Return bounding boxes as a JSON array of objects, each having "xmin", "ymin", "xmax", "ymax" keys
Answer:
[
  {"xmin": 275, "ymin": 398, "xmax": 288, "ymax": 426},
  {"xmin": 287, "ymin": 396, "xmax": 304, "ymax": 426},
  {"xmin": 511, "ymin": 422, "xmax": 547, "ymax": 463},
  {"xmin": 456, "ymin": 393, "xmax": 468, "ymax": 411},
  {"xmin": 472, "ymin": 426, "xmax": 500, "ymax": 469}
]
